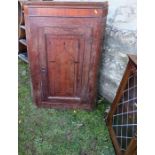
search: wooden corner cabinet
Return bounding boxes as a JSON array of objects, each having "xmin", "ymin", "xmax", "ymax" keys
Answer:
[{"xmin": 24, "ymin": 1, "xmax": 108, "ymax": 110}]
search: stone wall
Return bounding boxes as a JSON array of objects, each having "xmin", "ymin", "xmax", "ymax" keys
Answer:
[{"xmin": 99, "ymin": 0, "xmax": 137, "ymax": 102}]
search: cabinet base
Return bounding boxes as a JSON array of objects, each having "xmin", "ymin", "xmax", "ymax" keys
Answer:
[{"xmin": 36, "ymin": 102, "xmax": 95, "ymax": 111}]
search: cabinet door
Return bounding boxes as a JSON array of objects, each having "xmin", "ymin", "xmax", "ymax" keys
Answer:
[{"xmin": 38, "ymin": 26, "xmax": 93, "ymax": 104}]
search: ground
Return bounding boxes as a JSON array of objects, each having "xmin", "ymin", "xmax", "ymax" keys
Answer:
[{"xmin": 18, "ymin": 59, "xmax": 115, "ymax": 155}]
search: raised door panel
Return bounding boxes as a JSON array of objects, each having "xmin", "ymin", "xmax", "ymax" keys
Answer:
[
  {"xmin": 47, "ymin": 36, "xmax": 78, "ymax": 97},
  {"xmin": 38, "ymin": 26, "xmax": 93, "ymax": 104}
]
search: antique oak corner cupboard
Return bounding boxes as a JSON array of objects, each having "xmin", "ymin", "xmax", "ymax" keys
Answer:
[{"xmin": 24, "ymin": 1, "xmax": 108, "ymax": 110}]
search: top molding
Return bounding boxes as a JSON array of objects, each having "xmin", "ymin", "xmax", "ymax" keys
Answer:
[{"xmin": 24, "ymin": 1, "xmax": 108, "ymax": 9}]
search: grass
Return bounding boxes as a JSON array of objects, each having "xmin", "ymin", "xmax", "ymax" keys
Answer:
[{"xmin": 18, "ymin": 59, "xmax": 115, "ymax": 155}]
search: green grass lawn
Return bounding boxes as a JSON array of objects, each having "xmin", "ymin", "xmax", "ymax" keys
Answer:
[{"xmin": 18, "ymin": 59, "xmax": 115, "ymax": 155}]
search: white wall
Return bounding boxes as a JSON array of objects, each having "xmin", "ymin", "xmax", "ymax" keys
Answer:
[{"xmin": 100, "ymin": 0, "xmax": 137, "ymax": 102}]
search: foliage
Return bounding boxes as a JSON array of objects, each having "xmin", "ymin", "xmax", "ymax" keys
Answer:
[{"xmin": 18, "ymin": 60, "xmax": 115, "ymax": 155}]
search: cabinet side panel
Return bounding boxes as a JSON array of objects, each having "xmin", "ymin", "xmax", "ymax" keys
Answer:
[{"xmin": 24, "ymin": 13, "xmax": 42, "ymax": 105}]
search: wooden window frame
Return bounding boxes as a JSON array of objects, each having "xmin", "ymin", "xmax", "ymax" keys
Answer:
[{"xmin": 107, "ymin": 55, "xmax": 137, "ymax": 155}]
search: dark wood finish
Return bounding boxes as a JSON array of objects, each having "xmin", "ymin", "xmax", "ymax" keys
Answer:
[
  {"xmin": 107, "ymin": 55, "xmax": 137, "ymax": 155},
  {"xmin": 24, "ymin": 1, "xmax": 108, "ymax": 110},
  {"xmin": 125, "ymin": 137, "xmax": 137, "ymax": 155},
  {"xmin": 18, "ymin": 0, "xmax": 28, "ymax": 63}
]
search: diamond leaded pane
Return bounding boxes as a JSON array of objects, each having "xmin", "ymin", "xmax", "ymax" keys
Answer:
[{"xmin": 112, "ymin": 71, "xmax": 137, "ymax": 152}]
